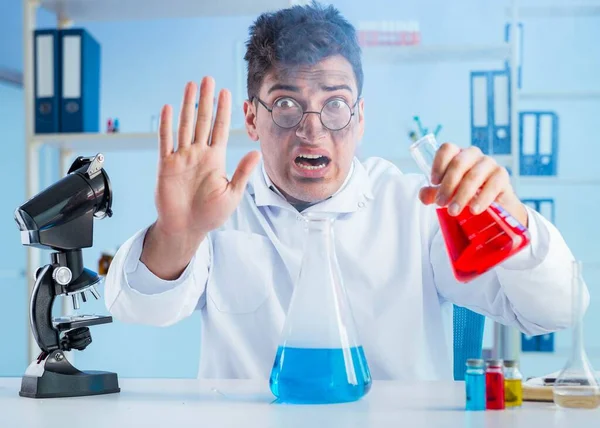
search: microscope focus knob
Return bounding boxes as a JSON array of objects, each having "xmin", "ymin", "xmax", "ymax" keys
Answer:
[{"xmin": 52, "ymin": 266, "xmax": 72, "ymax": 286}]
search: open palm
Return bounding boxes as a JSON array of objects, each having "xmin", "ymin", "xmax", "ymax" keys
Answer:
[{"xmin": 155, "ymin": 77, "xmax": 261, "ymax": 237}]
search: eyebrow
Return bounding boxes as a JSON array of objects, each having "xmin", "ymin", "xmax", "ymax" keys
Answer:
[
  {"xmin": 266, "ymin": 83, "xmax": 354, "ymax": 95},
  {"xmin": 321, "ymin": 84, "xmax": 353, "ymax": 93},
  {"xmin": 267, "ymin": 84, "xmax": 300, "ymax": 94}
]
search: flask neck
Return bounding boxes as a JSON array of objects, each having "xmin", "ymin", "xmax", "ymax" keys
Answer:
[
  {"xmin": 304, "ymin": 215, "xmax": 335, "ymax": 254},
  {"xmin": 409, "ymin": 134, "xmax": 438, "ymax": 183},
  {"xmin": 570, "ymin": 261, "xmax": 586, "ymax": 361}
]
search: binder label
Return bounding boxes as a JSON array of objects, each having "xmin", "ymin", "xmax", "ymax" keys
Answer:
[
  {"xmin": 63, "ymin": 35, "xmax": 81, "ymax": 98},
  {"xmin": 36, "ymin": 35, "xmax": 54, "ymax": 98}
]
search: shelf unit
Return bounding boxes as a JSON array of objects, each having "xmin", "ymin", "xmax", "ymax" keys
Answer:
[
  {"xmin": 20, "ymin": 0, "xmax": 598, "ymax": 365},
  {"xmin": 22, "ymin": 0, "xmax": 309, "ymax": 364},
  {"xmin": 500, "ymin": 1, "xmax": 600, "ymax": 361},
  {"xmin": 364, "ymin": 1, "xmax": 600, "ymax": 361}
]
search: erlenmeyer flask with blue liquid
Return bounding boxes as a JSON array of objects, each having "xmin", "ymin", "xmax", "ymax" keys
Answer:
[{"xmin": 269, "ymin": 212, "xmax": 372, "ymax": 404}]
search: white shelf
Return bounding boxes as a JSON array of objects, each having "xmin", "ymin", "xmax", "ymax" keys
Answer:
[
  {"xmin": 0, "ymin": 68, "xmax": 22, "ymax": 86},
  {"xmin": 390, "ymin": 154, "xmax": 513, "ymax": 172},
  {"xmin": 362, "ymin": 44, "xmax": 511, "ymax": 64},
  {"xmin": 390, "ymin": 157, "xmax": 600, "ymax": 187},
  {"xmin": 40, "ymin": 0, "xmax": 299, "ymax": 22},
  {"xmin": 518, "ymin": 177, "xmax": 600, "ymax": 186},
  {"xmin": 520, "ymin": 91, "xmax": 600, "ymax": 101},
  {"xmin": 32, "ymin": 128, "xmax": 255, "ymax": 153},
  {"xmin": 506, "ymin": 4, "xmax": 600, "ymax": 18}
]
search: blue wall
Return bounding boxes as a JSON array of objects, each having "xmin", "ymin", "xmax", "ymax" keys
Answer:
[
  {"xmin": 0, "ymin": 82, "xmax": 27, "ymax": 376},
  {"xmin": 1, "ymin": 0, "xmax": 599, "ymax": 378}
]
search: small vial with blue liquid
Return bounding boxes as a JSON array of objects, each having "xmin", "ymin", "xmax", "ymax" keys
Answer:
[
  {"xmin": 269, "ymin": 213, "xmax": 372, "ymax": 404},
  {"xmin": 465, "ymin": 358, "xmax": 486, "ymax": 411}
]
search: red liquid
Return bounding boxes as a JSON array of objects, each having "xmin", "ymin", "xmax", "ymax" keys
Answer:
[
  {"xmin": 437, "ymin": 202, "xmax": 531, "ymax": 282},
  {"xmin": 486, "ymin": 370, "xmax": 505, "ymax": 410}
]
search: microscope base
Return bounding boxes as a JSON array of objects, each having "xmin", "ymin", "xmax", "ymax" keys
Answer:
[
  {"xmin": 19, "ymin": 351, "xmax": 120, "ymax": 398},
  {"xmin": 20, "ymin": 370, "xmax": 120, "ymax": 398}
]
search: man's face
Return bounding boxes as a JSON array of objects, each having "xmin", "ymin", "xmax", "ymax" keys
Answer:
[{"xmin": 244, "ymin": 55, "xmax": 364, "ymax": 204}]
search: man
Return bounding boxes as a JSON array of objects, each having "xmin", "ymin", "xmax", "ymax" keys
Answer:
[{"xmin": 105, "ymin": 3, "xmax": 582, "ymax": 380}]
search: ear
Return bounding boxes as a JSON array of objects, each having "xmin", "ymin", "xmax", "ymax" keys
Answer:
[
  {"xmin": 244, "ymin": 99, "xmax": 259, "ymax": 142},
  {"xmin": 357, "ymin": 98, "xmax": 365, "ymax": 140}
]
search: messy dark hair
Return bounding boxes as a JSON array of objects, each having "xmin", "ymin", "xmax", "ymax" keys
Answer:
[{"xmin": 244, "ymin": 1, "xmax": 363, "ymax": 100}]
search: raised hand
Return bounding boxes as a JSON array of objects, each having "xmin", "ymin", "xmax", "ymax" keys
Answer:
[
  {"xmin": 141, "ymin": 77, "xmax": 261, "ymax": 279},
  {"xmin": 418, "ymin": 143, "xmax": 527, "ymax": 226}
]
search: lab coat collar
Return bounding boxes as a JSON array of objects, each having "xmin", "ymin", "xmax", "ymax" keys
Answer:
[{"xmin": 248, "ymin": 157, "xmax": 374, "ymax": 213}]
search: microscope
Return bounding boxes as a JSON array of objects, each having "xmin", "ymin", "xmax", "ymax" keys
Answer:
[{"xmin": 14, "ymin": 153, "xmax": 120, "ymax": 398}]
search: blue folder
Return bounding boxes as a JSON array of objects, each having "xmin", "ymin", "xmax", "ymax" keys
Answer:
[
  {"xmin": 34, "ymin": 29, "xmax": 60, "ymax": 134},
  {"xmin": 519, "ymin": 111, "xmax": 559, "ymax": 176},
  {"xmin": 59, "ymin": 28, "xmax": 101, "ymax": 133},
  {"xmin": 470, "ymin": 68, "xmax": 511, "ymax": 155}
]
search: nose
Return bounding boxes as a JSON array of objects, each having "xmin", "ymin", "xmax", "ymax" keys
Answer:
[{"xmin": 296, "ymin": 111, "xmax": 326, "ymax": 143}]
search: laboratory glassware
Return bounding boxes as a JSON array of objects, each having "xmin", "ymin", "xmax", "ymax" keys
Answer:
[
  {"xmin": 409, "ymin": 134, "xmax": 531, "ymax": 282},
  {"xmin": 269, "ymin": 213, "xmax": 372, "ymax": 404},
  {"xmin": 553, "ymin": 261, "xmax": 600, "ymax": 409}
]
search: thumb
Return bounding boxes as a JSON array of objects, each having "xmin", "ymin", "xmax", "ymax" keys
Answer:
[
  {"xmin": 419, "ymin": 186, "xmax": 438, "ymax": 205},
  {"xmin": 230, "ymin": 150, "xmax": 262, "ymax": 194}
]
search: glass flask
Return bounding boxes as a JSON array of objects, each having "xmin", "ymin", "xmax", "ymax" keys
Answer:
[
  {"xmin": 553, "ymin": 261, "xmax": 600, "ymax": 409},
  {"xmin": 409, "ymin": 134, "xmax": 531, "ymax": 282},
  {"xmin": 269, "ymin": 212, "xmax": 372, "ymax": 404}
]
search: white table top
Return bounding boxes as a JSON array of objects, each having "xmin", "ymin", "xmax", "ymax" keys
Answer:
[{"xmin": 0, "ymin": 378, "xmax": 597, "ymax": 427}]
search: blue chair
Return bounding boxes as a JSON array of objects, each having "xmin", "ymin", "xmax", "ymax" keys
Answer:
[{"xmin": 453, "ymin": 305, "xmax": 486, "ymax": 381}]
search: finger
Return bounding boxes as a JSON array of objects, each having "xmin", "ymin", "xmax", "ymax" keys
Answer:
[
  {"xmin": 230, "ymin": 151, "xmax": 262, "ymax": 194},
  {"xmin": 431, "ymin": 142, "xmax": 460, "ymax": 185},
  {"xmin": 448, "ymin": 156, "xmax": 497, "ymax": 216},
  {"xmin": 418, "ymin": 186, "xmax": 438, "ymax": 205},
  {"xmin": 178, "ymin": 81, "xmax": 198, "ymax": 150},
  {"xmin": 194, "ymin": 76, "xmax": 216, "ymax": 146},
  {"xmin": 159, "ymin": 104, "xmax": 173, "ymax": 158},
  {"xmin": 436, "ymin": 146, "xmax": 482, "ymax": 207},
  {"xmin": 210, "ymin": 89, "xmax": 232, "ymax": 149},
  {"xmin": 469, "ymin": 166, "xmax": 510, "ymax": 215}
]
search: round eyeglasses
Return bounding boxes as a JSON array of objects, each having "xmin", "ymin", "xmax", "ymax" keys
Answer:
[{"xmin": 254, "ymin": 96, "xmax": 359, "ymax": 131}]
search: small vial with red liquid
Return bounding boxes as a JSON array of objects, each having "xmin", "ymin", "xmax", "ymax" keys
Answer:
[
  {"xmin": 409, "ymin": 134, "xmax": 531, "ymax": 282},
  {"xmin": 486, "ymin": 359, "xmax": 506, "ymax": 410}
]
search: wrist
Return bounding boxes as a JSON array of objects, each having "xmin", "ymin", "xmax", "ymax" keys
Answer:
[
  {"xmin": 140, "ymin": 221, "xmax": 206, "ymax": 281},
  {"xmin": 154, "ymin": 218, "xmax": 208, "ymax": 246}
]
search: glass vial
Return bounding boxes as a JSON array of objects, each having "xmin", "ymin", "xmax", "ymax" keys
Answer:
[
  {"xmin": 269, "ymin": 213, "xmax": 372, "ymax": 404},
  {"xmin": 553, "ymin": 261, "xmax": 600, "ymax": 409},
  {"xmin": 486, "ymin": 359, "xmax": 505, "ymax": 410},
  {"xmin": 503, "ymin": 360, "xmax": 523, "ymax": 408},
  {"xmin": 465, "ymin": 359, "xmax": 486, "ymax": 411}
]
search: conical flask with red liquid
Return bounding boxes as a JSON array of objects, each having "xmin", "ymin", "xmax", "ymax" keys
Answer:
[{"xmin": 409, "ymin": 134, "xmax": 531, "ymax": 282}]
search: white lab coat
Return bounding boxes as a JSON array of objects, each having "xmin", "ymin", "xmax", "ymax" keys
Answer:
[{"xmin": 104, "ymin": 157, "xmax": 581, "ymax": 380}]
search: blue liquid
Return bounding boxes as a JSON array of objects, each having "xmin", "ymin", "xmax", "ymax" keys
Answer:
[
  {"xmin": 465, "ymin": 372, "xmax": 486, "ymax": 411},
  {"xmin": 269, "ymin": 346, "xmax": 372, "ymax": 404}
]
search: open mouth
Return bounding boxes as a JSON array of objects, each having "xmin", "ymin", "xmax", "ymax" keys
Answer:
[{"xmin": 294, "ymin": 154, "xmax": 331, "ymax": 170}]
